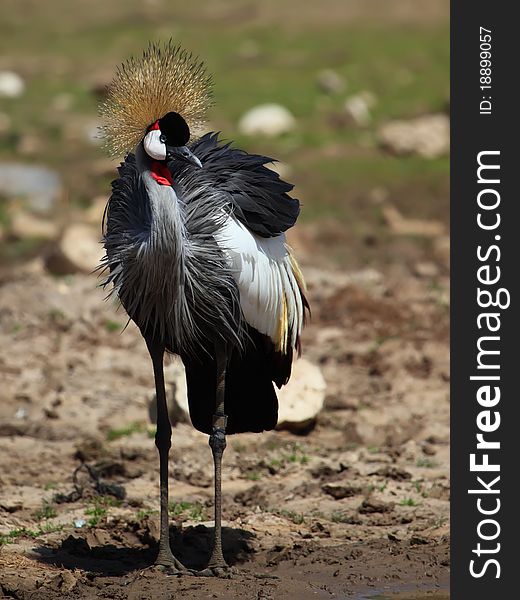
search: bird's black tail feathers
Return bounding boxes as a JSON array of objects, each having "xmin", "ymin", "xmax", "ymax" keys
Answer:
[{"xmin": 182, "ymin": 328, "xmax": 291, "ymax": 435}]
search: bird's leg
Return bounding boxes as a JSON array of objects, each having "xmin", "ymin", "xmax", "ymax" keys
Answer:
[
  {"xmin": 147, "ymin": 340, "xmax": 188, "ymax": 575},
  {"xmin": 202, "ymin": 344, "xmax": 230, "ymax": 576}
]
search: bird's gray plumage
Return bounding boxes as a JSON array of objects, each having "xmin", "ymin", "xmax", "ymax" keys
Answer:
[
  {"xmin": 101, "ymin": 133, "xmax": 302, "ymax": 360},
  {"xmin": 101, "ymin": 143, "xmax": 244, "ymax": 359}
]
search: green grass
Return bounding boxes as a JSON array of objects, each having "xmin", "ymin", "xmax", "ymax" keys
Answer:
[
  {"xmin": 85, "ymin": 504, "xmax": 107, "ymax": 527},
  {"xmin": 0, "ymin": 523, "xmax": 63, "ymax": 546},
  {"xmin": 279, "ymin": 509, "xmax": 305, "ymax": 525},
  {"xmin": 106, "ymin": 421, "xmax": 146, "ymax": 441},
  {"xmin": 104, "ymin": 319, "xmax": 122, "ymax": 333},
  {"xmin": 330, "ymin": 511, "xmax": 358, "ymax": 524},
  {"xmin": 399, "ymin": 497, "xmax": 419, "ymax": 507},
  {"xmin": 84, "ymin": 496, "xmax": 122, "ymax": 527},
  {"xmin": 266, "ymin": 442, "xmax": 310, "ymax": 474},
  {"xmin": 267, "ymin": 507, "xmax": 305, "ymax": 525},
  {"xmin": 416, "ymin": 457, "xmax": 438, "ymax": 469},
  {"xmin": 136, "ymin": 508, "xmax": 157, "ymax": 520},
  {"xmin": 168, "ymin": 501, "xmax": 207, "ymax": 522},
  {"xmin": 412, "ymin": 480, "xmax": 423, "ymax": 493},
  {"xmin": 34, "ymin": 500, "xmax": 57, "ymax": 521}
]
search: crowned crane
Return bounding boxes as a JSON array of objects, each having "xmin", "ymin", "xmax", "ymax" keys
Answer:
[{"xmin": 99, "ymin": 42, "xmax": 309, "ymax": 576}]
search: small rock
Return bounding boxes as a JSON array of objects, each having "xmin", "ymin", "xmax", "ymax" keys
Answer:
[
  {"xmin": 322, "ymin": 483, "xmax": 361, "ymax": 499},
  {"xmin": 46, "ymin": 224, "xmax": 104, "ymax": 275},
  {"xmin": 409, "ymin": 535, "xmax": 429, "ymax": 546},
  {"xmin": 370, "ymin": 466, "xmax": 411, "ymax": 481},
  {"xmin": 238, "ymin": 104, "xmax": 296, "ymax": 137},
  {"xmin": 413, "ymin": 261, "xmax": 439, "ymax": 279},
  {"xmin": 382, "ymin": 203, "xmax": 445, "ymax": 238},
  {"xmin": 148, "ymin": 360, "xmax": 190, "ymax": 426},
  {"xmin": 73, "ymin": 518, "xmax": 86, "ymax": 528},
  {"xmin": 0, "ymin": 71, "xmax": 25, "ymax": 98},
  {"xmin": 48, "ymin": 571, "xmax": 78, "ymax": 594},
  {"xmin": 0, "ymin": 163, "xmax": 62, "ymax": 214},
  {"xmin": 358, "ymin": 499, "xmax": 394, "ymax": 514},
  {"xmin": 316, "ymin": 69, "xmax": 346, "ymax": 95},
  {"xmin": 10, "ymin": 211, "xmax": 58, "ymax": 240},
  {"xmin": 14, "ymin": 407, "xmax": 28, "ymax": 420},
  {"xmin": 379, "ymin": 114, "xmax": 449, "ymax": 159},
  {"xmin": 344, "ymin": 92, "xmax": 376, "ymax": 127},
  {"xmin": 276, "ymin": 358, "xmax": 327, "ymax": 433}
]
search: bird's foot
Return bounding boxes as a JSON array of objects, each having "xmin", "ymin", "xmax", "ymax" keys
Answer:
[
  {"xmin": 196, "ymin": 560, "xmax": 234, "ymax": 578},
  {"xmin": 154, "ymin": 550, "xmax": 191, "ymax": 576}
]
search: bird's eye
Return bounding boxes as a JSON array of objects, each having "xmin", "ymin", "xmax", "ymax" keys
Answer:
[
  {"xmin": 159, "ymin": 134, "xmax": 167, "ymax": 144},
  {"xmin": 143, "ymin": 129, "xmax": 167, "ymax": 161}
]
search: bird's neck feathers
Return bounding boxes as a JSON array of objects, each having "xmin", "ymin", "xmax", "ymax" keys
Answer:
[{"xmin": 135, "ymin": 144, "xmax": 186, "ymax": 261}]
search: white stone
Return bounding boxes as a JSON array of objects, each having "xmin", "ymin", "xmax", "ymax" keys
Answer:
[
  {"xmin": 0, "ymin": 71, "xmax": 25, "ymax": 98},
  {"xmin": 276, "ymin": 358, "xmax": 326, "ymax": 432},
  {"xmin": 47, "ymin": 224, "xmax": 104, "ymax": 275},
  {"xmin": 166, "ymin": 360, "xmax": 190, "ymax": 425},
  {"xmin": 316, "ymin": 69, "xmax": 346, "ymax": 94},
  {"xmin": 379, "ymin": 114, "xmax": 450, "ymax": 159},
  {"xmin": 238, "ymin": 104, "xmax": 296, "ymax": 137},
  {"xmin": 10, "ymin": 211, "xmax": 58, "ymax": 240},
  {"xmin": 344, "ymin": 92, "xmax": 376, "ymax": 127}
]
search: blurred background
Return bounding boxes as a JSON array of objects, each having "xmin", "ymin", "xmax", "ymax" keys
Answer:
[
  {"xmin": 0, "ymin": 0, "xmax": 449, "ymax": 270},
  {"xmin": 0, "ymin": 1, "xmax": 450, "ymax": 597}
]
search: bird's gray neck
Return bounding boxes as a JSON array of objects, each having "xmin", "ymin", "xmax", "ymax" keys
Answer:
[{"xmin": 135, "ymin": 144, "xmax": 185, "ymax": 274}]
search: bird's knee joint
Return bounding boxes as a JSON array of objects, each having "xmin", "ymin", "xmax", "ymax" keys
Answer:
[
  {"xmin": 209, "ymin": 427, "xmax": 227, "ymax": 455},
  {"xmin": 155, "ymin": 428, "xmax": 172, "ymax": 452}
]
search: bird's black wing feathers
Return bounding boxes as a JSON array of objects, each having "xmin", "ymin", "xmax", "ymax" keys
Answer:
[
  {"xmin": 186, "ymin": 132, "xmax": 300, "ymax": 237},
  {"xmin": 183, "ymin": 326, "xmax": 284, "ymax": 435}
]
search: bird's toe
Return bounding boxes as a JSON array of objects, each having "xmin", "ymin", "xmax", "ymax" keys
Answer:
[
  {"xmin": 153, "ymin": 554, "xmax": 192, "ymax": 576},
  {"xmin": 196, "ymin": 564, "xmax": 234, "ymax": 578}
]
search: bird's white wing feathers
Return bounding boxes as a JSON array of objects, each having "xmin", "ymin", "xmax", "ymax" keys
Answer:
[{"xmin": 215, "ymin": 216, "xmax": 304, "ymax": 353}]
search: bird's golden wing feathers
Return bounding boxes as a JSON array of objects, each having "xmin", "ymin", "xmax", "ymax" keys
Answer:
[{"xmin": 100, "ymin": 40, "xmax": 213, "ymax": 157}]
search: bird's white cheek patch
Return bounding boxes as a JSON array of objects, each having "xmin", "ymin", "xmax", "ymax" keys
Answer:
[{"xmin": 143, "ymin": 129, "xmax": 166, "ymax": 161}]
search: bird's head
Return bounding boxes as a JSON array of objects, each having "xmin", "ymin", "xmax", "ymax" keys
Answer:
[
  {"xmin": 143, "ymin": 111, "xmax": 202, "ymax": 168},
  {"xmin": 99, "ymin": 41, "xmax": 212, "ymax": 161}
]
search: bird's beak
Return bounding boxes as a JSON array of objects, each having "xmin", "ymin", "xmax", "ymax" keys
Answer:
[{"xmin": 166, "ymin": 145, "xmax": 203, "ymax": 168}]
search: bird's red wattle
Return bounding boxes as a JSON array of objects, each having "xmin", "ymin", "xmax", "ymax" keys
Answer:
[{"xmin": 150, "ymin": 160, "xmax": 174, "ymax": 186}]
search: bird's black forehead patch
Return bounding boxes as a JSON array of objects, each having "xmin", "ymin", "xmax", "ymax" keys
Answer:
[{"xmin": 158, "ymin": 111, "xmax": 190, "ymax": 147}]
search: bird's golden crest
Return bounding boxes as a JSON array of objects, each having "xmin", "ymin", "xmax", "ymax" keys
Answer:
[{"xmin": 100, "ymin": 41, "xmax": 213, "ymax": 157}]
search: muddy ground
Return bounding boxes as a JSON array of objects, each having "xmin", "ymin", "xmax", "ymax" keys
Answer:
[{"xmin": 0, "ymin": 228, "xmax": 450, "ymax": 599}]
